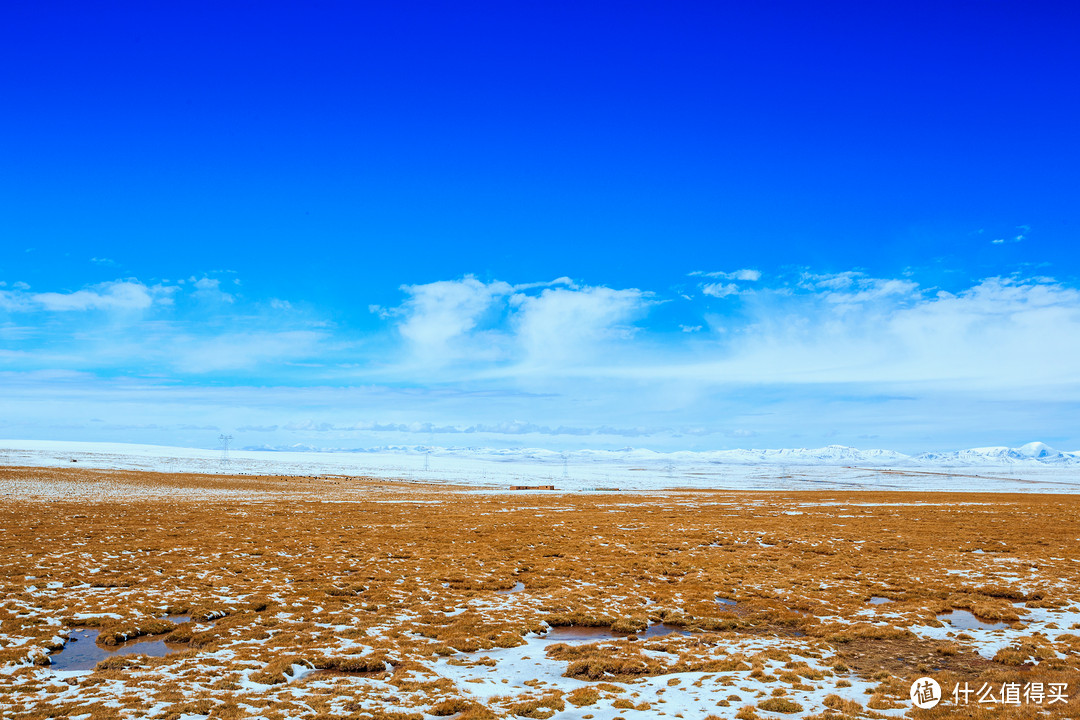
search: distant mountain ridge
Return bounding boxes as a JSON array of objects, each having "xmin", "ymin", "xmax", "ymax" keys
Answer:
[
  {"xmin": 5, "ymin": 438, "xmax": 1076, "ymax": 471},
  {"xmin": 908, "ymin": 441, "xmax": 1079, "ymax": 466},
  {"xmin": 652, "ymin": 443, "xmax": 1079, "ymax": 467},
  {"xmin": 247, "ymin": 441, "xmax": 1080, "ymax": 467}
]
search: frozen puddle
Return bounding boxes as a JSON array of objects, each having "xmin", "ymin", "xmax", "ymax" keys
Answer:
[
  {"xmin": 937, "ymin": 609, "xmax": 1009, "ymax": 631},
  {"xmin": 49, "ymin": 628, "xmax": 184, "ymax": 671},
  {"xmin": 868, "ymin": 596, "xmax": 894, "ymax": 605},
  {"xmin": 715, "ymin": 597, "xmax": 739, "ymax": 608}
]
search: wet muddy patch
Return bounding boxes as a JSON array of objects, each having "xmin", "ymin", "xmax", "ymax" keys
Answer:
[{"xmin": 834, "ymin": 635, "xmax": 1009, "ymax": 678}]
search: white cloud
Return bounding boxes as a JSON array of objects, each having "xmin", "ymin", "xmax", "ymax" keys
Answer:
[
  {"xmin": 607, "ymin": 275, "xmax": 1080, "ymax": 395},
  {"xmin": 192, "ymin": 277, "xmax": 235, "ymax": 304},
  {"xmin": 395, "ymin": 276, "xmax": 512, "ymax": 353},
  {"xmin": 31, "ymin": 280, "xmax": 167, "ymax": 312},
  {"xmin": 694, "ymin": 269, "xmax": 761, "ymax": 299},
  {"xmin": 510, "ymin": 285, "xmax": 650, "ymax": 366},
  {"xmin": 823, "ymin": 278, "xmax": 919, "ymax": 305},
  {"xmin": 0, "ymin": 289, "xmax": 31, "ymax": 312},
  {"xmin": 371, "ymin": 277, "xmax": 654, "ymax": 373},
  {"xmin": 5, "ymin": 268, "xmax": 1080, "ymax": 453},
  {"xmin": 701, "ymin": 282, "xmax": 740, "ymax": 298},
  {"xmin": 795, "ymin": 271, "xmax": 919, "ymax": 306},
  {"xmin": 690, "ymin": 268, "xmax": 762, "ymax": 281},
  {"xmin": 798, "ymin": 270, "xmax": 863, "ymax": 291}
]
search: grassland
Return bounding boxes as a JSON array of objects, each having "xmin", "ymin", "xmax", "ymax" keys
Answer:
[{"xmin": 0, "ymin": 465, "xmax": 1077, "ymax": 719}]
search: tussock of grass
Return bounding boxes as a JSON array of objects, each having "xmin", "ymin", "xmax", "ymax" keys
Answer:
[
  {"xmin": 547, "ymin": 642, "xmax": 669, "ymax": 680},
  {"xmin": 542, "ymin": 611, "xmax": 615, "ymax": 628},
  {"xmin": 429, "ymin": 697, "xmax": 490, "ymax": 716},
  {"xmin": 313, "ymin": 652, "xmax": 387, "ymax": 673},
  {"xmin": 98, "ymin": 618, "xmax": 176, "ymax": 646},
  {"xmin": 824, "ymin": 623, "xmax": 912, "ymax": 643},
  {"xmin": 250, "ymin": 656, "xmax": 311, "ymax": 684},
  {"xmin": 821, "ymin": 694, "xmax": 864, "ymax": 716},
  {"xmin": 93, "ymin": 655, "xmax": 143, "ymax": 671},
  {"xmin": 610, "ymin": 616, "xmax": 648, "ymax": 633},
  {"xmin": 567, "ymin": 686, "xmax": 600, "ymax": 707},
  {"xmin": 758, "ymin": 696, "xmax": 803, "ymax": 713},
  {"xmin": 508, "ymin": 691, "xmax": 565, "ymax": 718}
]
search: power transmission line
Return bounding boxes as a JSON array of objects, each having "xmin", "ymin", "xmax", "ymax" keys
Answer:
[{"xmin": 219, "ymin": 434, "xmax": 233, "ymax": 466}]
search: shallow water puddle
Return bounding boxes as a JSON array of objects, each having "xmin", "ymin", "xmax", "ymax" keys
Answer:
[
  {"xmin": 937, "ymin": 609, "xmax": 1009, "ymax": 631},
  {"xmin": 637, "ymin": 622, "xmax": 698, "ymax": 639},
  {"xmin": 715, "ymin": 597, "xmax": 738, "ymax": 607},
  {"xmin": 542, "ymin": 622, "xmax": 695, "ymax": 643},
  {"xmin": 49, "ymin": 628, "xmax": 184, "ymax": 671},
  {"xmin": 496, "ymin": 581, "xmax": 525, "ymax": 594},
  {"xmin": 541, "ymin": 625, "xmax": 620, "ymax": 642}
]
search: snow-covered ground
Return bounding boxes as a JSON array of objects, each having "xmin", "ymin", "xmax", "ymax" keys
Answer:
[{"xmin": 1, "ymin": 439, "xmax": 1077, "ymax": 492}]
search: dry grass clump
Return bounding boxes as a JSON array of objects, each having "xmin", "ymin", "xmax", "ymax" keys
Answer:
[
  {"xmin": 567, "ymin": 686, "xmax": 600, "ymax": 706},
  {"xmin": 542, "ymin": 610, "xmax": 615, "ymax": 628},
  {"xmin": 546, "ymin": 642, "xmax": 669, "ymax": 680},
  {"xmin": 417, "ymin": 612, "xmax": 542, "ymax": 652},
  {"xmin": 97, "ymin": 618, "xmax": 176, "ymax": 645},
  {"xmin": 312, "ymin": 652, "xmax": 388, "ymax": 673},
  {"xmin": 429, "ymin": 697, "xmax": 495, "ymax": 717},
  {"xmin": 759, "ymin": 696, "xmax": 804, "ymax": 713},
  {"xmin": 249, "ymin": 655, "xmax": 311, "ymax": 684},
  {"xmin": 945, "ymin": 593, "xmax": 1023, "ymax": 622},
  {"xmin": 507, "ymin": 691, "xmax": 566, "ymax": 718},
  {"xmin": 992, "ymin": 637, "xmax": 1059, "ymax": 666},
  {"xmin": 93, "ymin": 655, "xmax": 144, "ymax": 671},
  {"xmin": 821, "ymin": 693, "xmax": 864, "ymax": 715},
  {"xmin": 823, "ymin": 623, "xmax": 913, "ymax": 643},
  {"xmin": 609, "ymin": 616, "xmax": 648, "ymax": 633}
]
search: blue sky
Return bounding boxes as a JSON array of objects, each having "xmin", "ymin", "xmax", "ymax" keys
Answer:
[{"xmin": 2, "ymin": 1, "xmax": 1078, "ymax": 453}]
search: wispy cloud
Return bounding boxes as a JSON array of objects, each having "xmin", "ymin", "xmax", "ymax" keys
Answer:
[
  {"xmin": 31, "ymin": 280, "xmax": 176, "ymax": 312},
  {"xmin": 689, "ymin": 268, "xmax": 762, "ymax": 281},
  {"xmin": 692, "ymin": 268, "xmax": 762, "ymax": 299},
  {"xmin": 190, "ymin": 277, "xmax": 236, "ymax": 304},
  {"xmin": 701, "ymin": 282, "xmax": 740, "ymax": 298}
]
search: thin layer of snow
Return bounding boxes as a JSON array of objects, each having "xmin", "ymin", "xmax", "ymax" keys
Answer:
[{"xmin": 2, "ymin": 439, "xmax": 1078, "ymax": 493}]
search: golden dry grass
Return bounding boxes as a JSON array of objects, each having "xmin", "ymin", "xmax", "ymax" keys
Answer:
[{"xmin": 0, "ymin": 465, "xmax": 1077, "ymax": 718}]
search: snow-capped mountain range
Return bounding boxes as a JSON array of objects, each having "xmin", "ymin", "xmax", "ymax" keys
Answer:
[
  {"xmin": 249, "ymin": 441, "xmax": 1080, "ymax": 467},
  {"xmin": 2, "ymin": 439, "xmax": 1077, "ymax": 471},
  {"xmin": 2, "ymin": 439, "xmax": 1077, "ymax": 493},
  {"xmin": 717, "ymin": 441, "xmax": 1079, "ymax": 466}
]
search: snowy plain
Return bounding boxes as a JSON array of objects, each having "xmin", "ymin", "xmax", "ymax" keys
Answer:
[{"xmin": 1, "ymin": 439, "xmax": 1077, "ymax": 493}]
